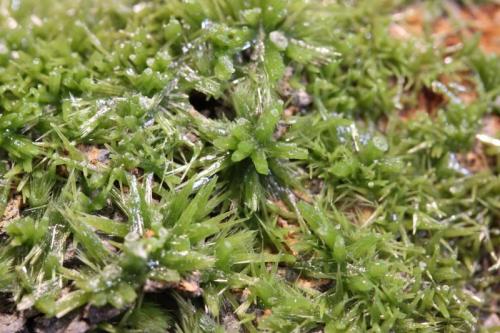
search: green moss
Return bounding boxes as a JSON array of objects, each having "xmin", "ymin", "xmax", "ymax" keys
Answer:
[{"xmin": 0, "ymin": 0, "xmax": 498, "ymax": 332}]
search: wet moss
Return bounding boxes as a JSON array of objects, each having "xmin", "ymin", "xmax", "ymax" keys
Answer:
[{"xmin": 0, "ymin": 0, "xmax": 498, "ymax": 332}]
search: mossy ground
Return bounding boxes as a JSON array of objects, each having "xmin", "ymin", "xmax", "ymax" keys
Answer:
[{"xmin": 0, "ymin": 0, "xmax": 499, "ymax": 332}]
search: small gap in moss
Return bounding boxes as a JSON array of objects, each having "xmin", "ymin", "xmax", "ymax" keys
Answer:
[{"xmin": 188, "ymin": 90, "xmax": 234, "ymax": 120}]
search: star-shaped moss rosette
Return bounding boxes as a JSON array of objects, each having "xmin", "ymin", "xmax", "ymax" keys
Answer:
[{"xmin": 211, "ymin": 80, "xmax": 308, "ymax": 175}]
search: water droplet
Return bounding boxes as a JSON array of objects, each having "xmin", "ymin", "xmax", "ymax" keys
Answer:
[
  {"xmin": 201, "ymin": 19, "xmax": 213, "ymax": 29},
  {"xmin": 269, "ymin": 31, "xmax": 288, "ymax": 50},
  {"xmin": 193, "ymin": 177, "xmax": 210, "ymax": 190}
]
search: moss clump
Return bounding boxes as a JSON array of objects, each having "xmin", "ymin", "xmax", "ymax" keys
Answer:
[{"xmin": 0, "ymin": 0, "xmax": 498, "ymax": 332}]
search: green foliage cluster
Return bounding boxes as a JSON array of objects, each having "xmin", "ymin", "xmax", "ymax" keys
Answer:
[{"xmin": 0, "ymin": 0, "xmax": 498, "ymax": 332}]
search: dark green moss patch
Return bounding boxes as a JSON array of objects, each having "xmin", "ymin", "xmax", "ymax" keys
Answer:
[{"xmin": 0, "ymin": 0, "xmax": 499, "ymax": 332}]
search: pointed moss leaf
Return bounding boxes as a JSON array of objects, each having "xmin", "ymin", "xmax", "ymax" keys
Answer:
[
  {"xmin": 262, "ymin": 0, "xmax": 288, "ymax": 30},
  {"xmin": 161, "ymin": 251, "xmax": 215, "ymax": 273},
  {"xmin": 286, "ymin": 39, "xmax": 338, "ymax": 65},
  {"xmin": 349, "ymin": 234, "xmax": 378, "ymax": 259},
  {"xmin": 367, "ymin": 262, "xmax": 389, "ymax": 280},
  {"xmin": 251, "ymin": 150, "xmax": 269, "ymax": 175},
  {"xmin": 54, "ymin": 290, "xmax": 90, "ymax": 318},
  {"xmin": 243, "ymin": 168, "xmax": 262, "ymax": 211},
  {"xmin": 231, "ymin": 140, "xmax": 255, "ymax": 162},
  {"xmin": 240, "ymin": 8, "xmax": 261, "ymax": 26},
  {"xmin": 0, "ymin": 258, "xmax": 13, "ymax": 290},
  {"xmin": 329, "ymin": 161, "xmax": 355, "ymax": 178},
  {"xmin": 109, "ymin": 282, "xmax": 137, "ymax": 309},
  {"xmin": 255, "ymin": 102, "xmax": 282, "ymax": 143},
  {"xmin": 126, "ymin": 301, "xmax": 172, "ymax": 333},
  {"xmin": 165, "ymin": 181, "xmax": 193, "ymax": 225},
  {"xmin": 333, "ymin": 235, "xmax": 346, "ymax": 263},
  {"xmin": 297, "ymin": 202, "xmax": 336, "ymax": 249},
  {"xmin": 232, "ymin": 149, "xmax": 249, "ymax": 162},
  {"xmin": 348, "ymin": 275, "xmax": 373, "ymax": 293},
  {"xmin": 232, "ymin": 120, "xmax": 252, "ymax": 140},
  {"xmin": 264, "ymin": 43, "xmax": 285, "ymax": 83},
  {"xmin": 215, "ymin": 231, "xmax": 255, "ymax": 271},
  {"xmin": 6, "ymin": 217, "xmax": 48, "ymax": 247},
  {"xmin": 148, "ymin": 267, "xmax": 181, "ymax": 283},
  {"xmin": 2, "ymin": 133, "xmax": 42, "ymax": 161},
  {"xmin": 176, "ymin": 177, "xmax": 217, "ymax": 232},
  {"xmin": 62, "ymin": 208, "xmax": 112, "ymax": 263},
  {"xmin": 232, "ymin": 81, "xmax": 256, "ymax": 118},
  {"xmin": 237, "ymin": 140, "xmax": 256, "ymax": 156},
  {"xmin": 214, "ymin": 55, "xmax": 235, "ymax": 80},
  {"xmin": 164, "ymin": 18, "xmax": 182, "ymax": 41},
  {"xmin": 433, "ymin": 267, "xmax": 462, "ymax": 281},
  {"xmin": 434, "ymin": 295, "xmax": 450, "ymax": 319},
  {"xmin": 267, "ymin": 142, "xmax": 308, "ymax": 159},
  {"xmin": 128, "ymin": 175, "xmax": 147, "ymax": 235},
  {"xmin": 78, "ymin": 213, "xmax": 129, "ymax": 238},
  {"xmin": 213, "ymin": 136, "xmax": 238, "ymax": 150}
]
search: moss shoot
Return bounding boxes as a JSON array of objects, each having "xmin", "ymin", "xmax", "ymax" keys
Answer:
[{"xmin": 0, "ymin": 0, "xmax": 499, "ymax": 332}]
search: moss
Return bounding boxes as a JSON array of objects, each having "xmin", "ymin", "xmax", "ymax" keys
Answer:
[{"xmin": 0, "ymin": 0, "xmax": 498, "ymax": 332}]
